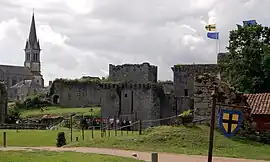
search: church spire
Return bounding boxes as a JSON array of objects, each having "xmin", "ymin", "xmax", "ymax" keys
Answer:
[
  {"xmin": 29, "ymin": 10, "xmax": 37, "ymax": 44},
  {"xmin": 25, "ymin": 9, "xmax": 40, "ymax": 50}
]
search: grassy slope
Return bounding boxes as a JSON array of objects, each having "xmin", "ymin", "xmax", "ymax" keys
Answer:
[
  {"xmin": 0, "ymin": 151, "xmax": 142, "ymax": 162},
  {"xmin": 20, "ymin": 106, "xmax": 101, "ymax": 118},
  {"xmin": 69, "ymin": 125, "xmax": 270, "ymax": 161}
]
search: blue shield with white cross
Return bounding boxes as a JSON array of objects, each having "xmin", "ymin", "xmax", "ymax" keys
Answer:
[{"xmin": 219, "ymin": 109, "xmax": 243, "ymax": 138}]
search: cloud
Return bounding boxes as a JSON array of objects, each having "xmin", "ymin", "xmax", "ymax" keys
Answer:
[
  {"xmin": 37, "ymin": 25, "xmax": 69, "ymax": 45},
  {"xmin": 65, "ymin": 0, "xmax": 95, "ymax": 14},
  {"xmin": 0, "ymin": 0, "xmax": 270, "ymax": 85}
]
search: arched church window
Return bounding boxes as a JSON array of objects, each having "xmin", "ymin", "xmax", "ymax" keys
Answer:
[{"xmin": 26, "ymin": 53, "xmax": 30, "ymax": 60}]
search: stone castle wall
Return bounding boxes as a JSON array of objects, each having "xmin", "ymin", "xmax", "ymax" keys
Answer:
[
  {"xmin": 193, "ymin": 73, "xmax": 251, "ymax": 127},
  {"xmin": 0, "ymin": 82, "xmax": 7, "ymax": 124},
  {"xmin": 109, "ymin": 62, "xmax": 157, "ymax": 83},
  {"xmin": 171, "ymin": 64, "xmax": 219, "ymax": 114},
  {"xmin": 51, "ymin": 80, "xmax": 102, "ymax": 107},
  {"xmin": 100, "ymin": 83, "xmax": 163, "ymax": 128}
]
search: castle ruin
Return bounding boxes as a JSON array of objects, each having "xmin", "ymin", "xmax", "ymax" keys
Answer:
[{"xmin": 50, "ymin": 53, "xmax": 229, "ymax": 128}]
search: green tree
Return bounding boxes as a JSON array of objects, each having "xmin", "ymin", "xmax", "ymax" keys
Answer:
[{"xmin": 220, "ymin": 24, "xmax": 270, "ymax": 93}]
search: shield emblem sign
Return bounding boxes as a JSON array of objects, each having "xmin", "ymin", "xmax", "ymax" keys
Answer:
[{"xmin": 219, "ymin": 109, "xmax": 243, "ymax": 138}]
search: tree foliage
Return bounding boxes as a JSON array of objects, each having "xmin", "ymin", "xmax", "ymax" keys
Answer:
[
  {"xmin": 14, "ymin": 94, "xmax": 52, "ymax": 110},
  {"xmin": 220, "ymin": 24, "xmax": 270, "ymax": 93}
]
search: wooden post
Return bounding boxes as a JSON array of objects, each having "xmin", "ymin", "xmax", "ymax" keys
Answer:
[
  {"xmin": 100, "ymin": 117, "xmax": 103, "ymax": 138},
  {"xmin": 114, "ymin": 116, "xmax": 117, "ymax": 136},
  {"xmin": 151, "ymin": 152, "xmax": 158, "ymax": 162},
  {"xmin": 70, "ymin": 115, "xmax": 73, "ymax": 142},
  {"xmin": 207, "ymin": 85, "xmax": 218, "ymax": 162},
  {"xmin": 139, "ymin": 120, "xmax": 142, "ymax": 135},
  {"xmin": 82, "ymin": 115, "xmax": 85, "ymax": 141},
  {"xmin": 92, "ymin": 126, "xmax": 94, "ymax": 139},
  {"xmin": 3, "ymin": 132, "xmax": 6, "ymax": 148}
]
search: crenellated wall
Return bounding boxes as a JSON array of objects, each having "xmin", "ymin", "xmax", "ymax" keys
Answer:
[
  {"xmin": 109, "ymin": 62, "xmax": 158, "ymax": 83},
  {"xmin": 50, "ymin": 79, "xmax": 102, "ymax": 107}
]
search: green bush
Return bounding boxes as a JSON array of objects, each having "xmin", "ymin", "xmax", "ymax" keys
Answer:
[
  {"xmin": 6, "ymin": 107, "xmax": 21, "ymax": 124},
  {"xmin": 56, "ymin": 132, "xmax": 66, "ymax": 147},
  {"xmin": 179, "ymin": 110, "xmax": 192, "ymax": 117},
  {"xmin": 14, "ymin": 94, "xmax": 52, "ymax": 110},
  {"xmin": 246, "ymin": 131, "xmax": 270, "ymax": 144}
]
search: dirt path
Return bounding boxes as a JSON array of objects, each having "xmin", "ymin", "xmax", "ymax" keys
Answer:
[{"xmin": 0, "ymin": 146, "xmax": 268, "ymax": 162}]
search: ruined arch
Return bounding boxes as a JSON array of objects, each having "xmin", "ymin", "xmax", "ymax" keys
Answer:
[{"xmin": 52, "ymin": 95, "xmax": 60, "ymax": 104}]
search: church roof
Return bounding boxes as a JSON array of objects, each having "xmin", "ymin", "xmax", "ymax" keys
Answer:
[
  {"xmin": 0, "ymin": 65, "xmax": 33, "ymax": 76},
  {"xmin": 10, "ymin": 79, "xmax": 42, "ymax": 89}
]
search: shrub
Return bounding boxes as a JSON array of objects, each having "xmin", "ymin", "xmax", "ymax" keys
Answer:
[
  {"xmin": 179, "ymin": 110, "xmax": 192, "ymax": 117},
  {"xmin": 258, "ymin": 131, "xmax": 270, "ymax": 144},
  {"xmin": 14, "ymin": 94, "xmax": 52, "ymax": 110},
  {"xmin": 6, "ymin": 107, "xmax": 21, "ymax": 124},
  {"xmin": 171, "ymin": 110, "xmax": 193, "ymax": 126},
  {"xmin": 56, "ymin": 132, "xmax": 66, "ymax": 147}
]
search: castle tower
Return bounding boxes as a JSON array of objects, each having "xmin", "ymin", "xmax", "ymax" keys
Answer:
[{"xmin": 24, "ymin": 11, "xmax": 44, "ymax": 87}]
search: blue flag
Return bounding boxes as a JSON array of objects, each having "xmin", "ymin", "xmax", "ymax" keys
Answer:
[
  {"xmin": 207, "ymin": 32, "xmax": 219, "ymax": 39},
  {"xmin": 243, "ymin": 20, "xmax": 256, "ymax": 26}
]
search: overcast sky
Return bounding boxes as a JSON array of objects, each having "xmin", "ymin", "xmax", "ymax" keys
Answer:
[{"xmin": 0, "ymin": 0, "xmax": 267, "ymax": 85}]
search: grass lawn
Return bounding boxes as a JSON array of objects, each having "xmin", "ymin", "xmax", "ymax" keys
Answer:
[
  {"xmin": 68, "ymin": 125, "xmax": 270, "ymax": 161},
  {"xmin": 1, "ymin": 125, "xmax": 270, "ymax": 160},
  {"xmin": 0, "ymin": 129, "xmax": 138, "ymax": 147},
  {"xmin": 0, "ymin": 150, "xmax": 142, "ymax": 162},
  {"xmin": 20, "ymin": 106, "xmax": 101, "ymax": 118}
]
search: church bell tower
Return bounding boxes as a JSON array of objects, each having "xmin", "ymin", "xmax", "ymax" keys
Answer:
[{"xmin": 24, "ymin": 11, "xmax": 44, "ymax": 87}]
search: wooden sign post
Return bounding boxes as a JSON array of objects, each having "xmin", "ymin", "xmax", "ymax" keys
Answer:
[{"xmin": 207, "ymin": 85, "xmax": 217, "ymax": 162}]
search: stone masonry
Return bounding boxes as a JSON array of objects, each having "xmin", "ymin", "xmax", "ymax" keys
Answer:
[
  {"xmin": 50, "ymin": 79, "xmax": 102, "ymax": 107},
  {"xmin": 0, "ymin": 82, "xmax": 8, "ymax": 124},
  {"xmin": 171, "ymin": 64, "xmax": 219, "ymax": 114},
  {"xmin": 100, "ymin": 83, "xmax": 163, "ymax": 128},
  {"xmin": 50, "ymin": 53, "xmax": 233, "ymax": 128},
  {"xmin": 109, "ymin": 62, "xmax": 157, "ymax": 83},
  {"xmin": 101, "ymin": 63, "xmax": 168, "ymax": 128},
  {"xmin": 193, "ymin": 73, "xmax": 251, "ymax": 127}
]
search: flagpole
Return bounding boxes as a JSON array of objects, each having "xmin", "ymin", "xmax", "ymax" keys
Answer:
[
  {"xmin": 216, "ymin": 24, "xmax": 218, "ymax": 55},
  {"xmin": 218, "ymin": 38, "xmax": 220, "ymax": 53},
  {"xmin": 216, "ymin": 36, "xmax": 218, "ymax": 55}
]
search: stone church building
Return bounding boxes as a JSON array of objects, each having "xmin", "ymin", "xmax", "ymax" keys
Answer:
[{"xmin": 0, "ymin": 12, "xmax": 44, "ymax": 100}]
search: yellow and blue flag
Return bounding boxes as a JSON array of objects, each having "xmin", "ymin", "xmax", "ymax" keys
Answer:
[
  {"xmin": 207, "ymin": 32, "xmax": 219, "ymax": 40},
  {"xmin": 205, "ymin": 24, "xmax": 216, "ymax": 31}
]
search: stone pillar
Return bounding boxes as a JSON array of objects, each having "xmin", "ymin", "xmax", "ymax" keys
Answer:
[{"xmin": 0, "ymin": 83, "xmax": 8, "ymax": 124}]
